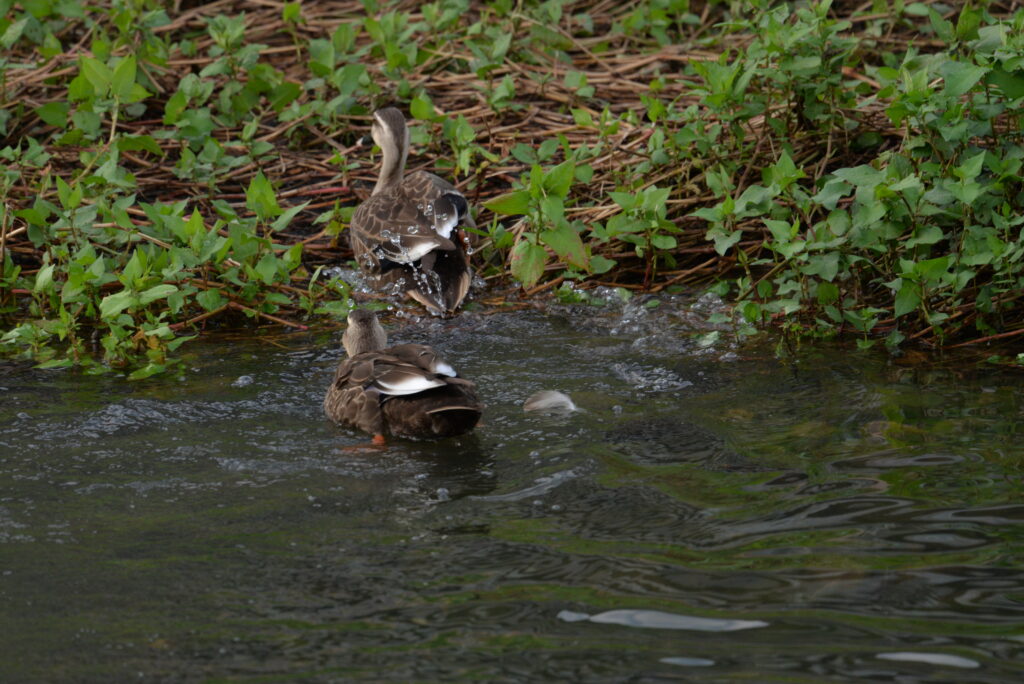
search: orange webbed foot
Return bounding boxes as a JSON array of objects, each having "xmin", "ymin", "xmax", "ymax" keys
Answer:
[{"xmin": 341, "ymin": 434, "xmax": 388, "ymax": 453}]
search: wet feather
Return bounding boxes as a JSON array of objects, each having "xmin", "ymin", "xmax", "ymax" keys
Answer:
[
  {"xmin": 350, "ymin": 107, "xmax": 473, "ymax": 316},
  {"xmin": 523, "ymin": 390, "xmax": 578, "ymax": 413}
]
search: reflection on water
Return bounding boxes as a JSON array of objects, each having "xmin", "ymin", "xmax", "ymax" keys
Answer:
[{"xmin": 2, "ymin": 297, "xmax": 1024, "ymax": 681}]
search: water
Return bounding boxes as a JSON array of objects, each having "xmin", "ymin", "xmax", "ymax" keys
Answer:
[{"xmin": 2, "ymin": 297, "xmax": 1024, "ymax": 682}]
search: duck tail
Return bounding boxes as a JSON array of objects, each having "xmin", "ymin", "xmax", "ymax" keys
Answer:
[{"xmin": 425, "ymin": 405, "xmax": 481, "ymax": 415}]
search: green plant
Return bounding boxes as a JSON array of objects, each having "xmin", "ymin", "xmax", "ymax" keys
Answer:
[{"xmin": 485, "ymin": 158, "xmax": 591, "ymax": 287}]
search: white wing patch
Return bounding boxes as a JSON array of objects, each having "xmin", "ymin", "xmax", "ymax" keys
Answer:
[
  {"xmin": 433, "ymin": 360, "xmax": 457, "ymax": 377},
  {"xmin": 400, "ymin": 237, "xmax": 442, "ymax": 263},
  {"xmin": 434, "ymin": 212, "xmax": 458, "ymax": 240},
  {"xmin": 376, "ymin": 374, "xmax": 445, "ymax": 395}
]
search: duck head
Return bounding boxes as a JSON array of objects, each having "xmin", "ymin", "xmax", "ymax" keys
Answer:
[
  {"xmin": 369, "ymin": 107, "xmax": 410, "ymax": 194},
  {"xmin": 342, "ymin": 309, "xmax": 388, "ymax": 356}
]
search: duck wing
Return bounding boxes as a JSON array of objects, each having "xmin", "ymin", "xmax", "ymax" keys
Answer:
[
  {"xmin": 353, "ymin": 350, "xmax": 447, "ymax": 397},
  {"xmin": 351, "ymin": 193, "xmax": 458, "ymax": 267},
  {"xmin": 386, "ymin": 343, "xmax": 459, "ymax": 377},
  {"xmin": 324, "ymin": 357, "xmax": 386, "ymax": 435},
  {"xmin": 404, "ymin": 171, "xmax": 476, "ymax": 231}
]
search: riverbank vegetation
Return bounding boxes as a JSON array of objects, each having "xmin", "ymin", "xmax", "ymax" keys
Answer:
[{"xmin": 2, "ymin": 0, "xmax": 1024, "ymax": 375}]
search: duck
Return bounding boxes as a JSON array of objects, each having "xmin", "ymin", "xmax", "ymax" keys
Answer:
[
  {"xmin": 349, "ymin": 107, "xmax": 474, "ymax": 316},
  {"xmin": 323, "ymin": 309, "xmax": 483, "ymax": 443}
]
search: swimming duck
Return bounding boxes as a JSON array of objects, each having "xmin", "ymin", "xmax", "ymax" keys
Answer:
[
  {"xmin": 323, "ymin": 309, "xmax": 483, "ymax": 443},
  {"xmin": 350, "ymin": 107, "xmax": 474, "ymax": 316}
]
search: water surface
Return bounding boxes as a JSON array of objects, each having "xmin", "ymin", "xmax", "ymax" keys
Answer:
[{"xmin": 2, "ymin": 296, "xmax": 1023, "ymax": 681}]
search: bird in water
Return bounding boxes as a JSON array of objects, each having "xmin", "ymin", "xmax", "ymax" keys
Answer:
[
  {"xmin": 349, "ymin": 107, "xmax": 474, "ymax": 316},
  {"xmin": 323, "ymin": 309, "xmax": 483, "ymax": 444},
  {"xmin": 523, "ymin": 390, "xmax": 578, "ymax": 414}
]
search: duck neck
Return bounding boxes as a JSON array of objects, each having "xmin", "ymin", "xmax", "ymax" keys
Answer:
[
  {"xmin": 372, "ymin": 133, "xmax": 408, "ymax": 195},
  {"xmin": 343, "ymin": 327, "xmax": 387, "ymax": 356}
]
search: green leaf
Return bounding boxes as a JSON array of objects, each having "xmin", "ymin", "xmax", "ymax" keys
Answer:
[
  {"xmin": 163, "ymin": 89, "xmax": 188, "ymax": 125},
  {"xmin": 483, "ymin": 190, "xmax": 530, "ymax": 216},
  {"xmin": 80, "ymin": 56, "xmax": 113, "ymax": 96},
  {"xmin": 812, "ymin": 178, "xmax": 852, "ymax": 209},
  {"xmin": 138, "ymin": 284, "xmax": 178, "ymax": 306},
  {"xmin": 955, "ymin": 5, "xmax": 980, "ymax": 41},
  {"xmin": 282, "ymin": 2, "xmax": 302, "ymax": 22},
  {"xmin": 196, "ymin": 288, "xmax": 227, "ymax": 311},
  {"xmin": 111, "ymin": 54, "xmax": 137, "ymax": 101},
  {"xmin": 542, "ymin": 159, "xmax": 575, "ymax": 199},
  {"xmin": 571, "ymin": 108, "xmax": 593, "ymax": 127},
  {"xmin": 609, "ymin": 191, "xmax": 636, "ymax": 211},
  {"xmin": 915, "ymin": 255, "xmax": 950, "ymax": 283},
  {"xmin": 590, "ymin": 254, "xmax": 616, "ymax": 274},
  {"xmin": 816, "ymin": 281, "xmax": 839, "ymax": 305},
  {"xmin": 834, "ymin": 165, "xmax": 883, "ymax": 188},
  {"xmin": 954, "ymin": 151, "xmax": 986, "ymax": 181},
  {"xmin": 271, "ymin": 201, "xmax": 310, "ymax": 232},
  {"xmin": 268, "ymin": 82, "xmax": 301, "ymax": 113},
  {"xmin": 1, "ymin": 17, "xmax": 28, "ymax": 48},
  {"xmin": 650, "ymin": 234, "xmax": 676, "ymax": 250},
  {"xmin": 34, "ymin": 264, "xmax": 55, "ymax": 293},
  {"xmin": 55, "ymin": 176, "xmax": 82, "ymax": 210},
  {"xmin": 540, "ymin": 224, "xmax": 587, "ymax": 269},
  {"xmin": 539, "ymin": 195, "xmax": 564, "ymax": 224},
  {"xmin": 128, "ymin": 363, "xmax": 166, "ymax": 381},
  {"xmin": 117, "ymin": 135, "xmax": 164, "ymax": 156},
  {"xmin": 802, "ymin": 252, "xmax": 839, "ymax": 281},
  {"xmin": 941, "ymin": 60, "xmax": 987, "ymax": 97},
  {"xmin": 764, "ymin": 218, "xmax": 795, "ymax": 243},
  {"xmin": 36, "ymin": 102, "xmax": 69, "ymax": 128},
  {"xmin": 926, "ymin": 7, "xmax": 954, "ymax": 42},
  {"xmin": 986, "ymin": 67, "xmax": 1024, "ymax": 99},
  {"xmin": 767, "ymin": 150, "xmax": 804, "ymax": 188},
  {"xmin": 100, "ymin": 290, "xmax": 135, "ymax": 318},
  {"xmin": 246, "ymin": 171, "xmax": 282, "ymax": 220},
  {"xmin": 510, "ymin": 240, "xmax": 547, "ymax": 287},
  {"xmin": 255, "ymin": 252, "xmax": 279, "ymax": 284},
  {"xmin": 307, "ymin": 38, "xmax": 335, "ymax": 77},
  {"xmin": 894, "ymin": 281, "xmax": 920, "ymax": 317},
  {"xmin": 905, "ymin": 224, "xmax": 944, "ymax": 248},
  {"xmin": 709, "ymin": 229, "xmax": 742, "ymax": 255},
  {"xmin": 36, "ymin": 358, "xmax": 74, "ymax": 369},
  {"xmin": 410, "ymin": 94, "xmax": 437, "ymax": 121}
]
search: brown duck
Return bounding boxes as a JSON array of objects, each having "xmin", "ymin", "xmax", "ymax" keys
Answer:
[
  {"xmin": 323, "ymin": 310, "xmax": 483, "ymax": 443},
  {"xmin": 350, "ymin": 107, "xmax": 474, "ymax": 316}
]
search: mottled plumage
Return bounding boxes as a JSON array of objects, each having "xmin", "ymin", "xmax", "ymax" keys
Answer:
[
  {"xmin": 350, "ymin": 107, "xmax": 473, "ymax": 316},
  {"xmin": 323, "ymin": 310, "xmax": 483, "ymax": 441}
]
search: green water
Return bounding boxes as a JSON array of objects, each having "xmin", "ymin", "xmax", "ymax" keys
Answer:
[{"xmin": 2, "ymin": 297, "xmax": 1023, "ymax": 682}]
